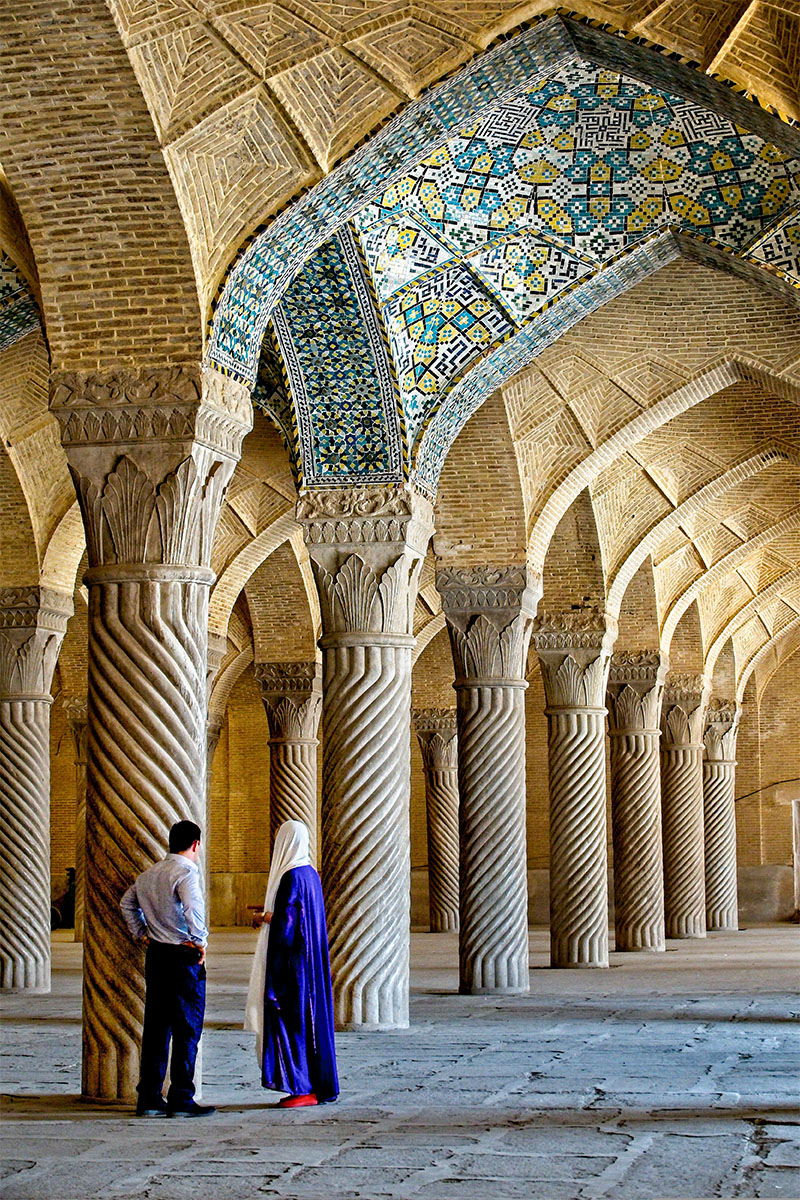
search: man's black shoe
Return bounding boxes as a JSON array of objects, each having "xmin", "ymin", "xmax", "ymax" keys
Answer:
[
  {"xmin": 166, "ymin": 1102, "xmax": 216, "ymax": 1118},
  {"xmin": 136, "ymin": 1099, "xmax": 169, "ymax": 1117}
]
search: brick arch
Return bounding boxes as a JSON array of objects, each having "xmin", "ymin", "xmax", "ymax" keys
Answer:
[
  {"xmin": 541, "ymin": 487, "xmax": 605, "ymax": 611},
  {"xmin": 660, "ymin": 509, "xmax": 800, "ymax": 654},
  {"xmin": 245, "ymin": 541, "xmax": 317, "ymax": 663},
  {"xmin": 527, "ymin": 360, "xmax": 799, "ymax": 578},
  {"xmin": 0, "ymin": 445, "xmax": 38, "ymax": 585},
  {"xmin": 605, "ymin": 448, "xmax": 800, "ymax": 626},
  {"xmin": 706, "ymin": 567, "xmax": 800, "ymax": 682},
  {"xmin": 737, "ymin": 618, "xmax": 800, "ymax": 705},
  {"xmin": 0, "ymin": 0, "xmax": 200, "ymax": 368},
  {"xmin": 433, "ymin": 389, "xmax": 526, "ymax": 567}
]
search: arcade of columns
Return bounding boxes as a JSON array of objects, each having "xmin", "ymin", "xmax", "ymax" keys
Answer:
[
  {"xmin": 1, "ymin": 0, "xmax": 797, "ymax": 1112},
  {"xmin": 0, "ymin": 397, "xmax": 750, "ymax": 1095}
]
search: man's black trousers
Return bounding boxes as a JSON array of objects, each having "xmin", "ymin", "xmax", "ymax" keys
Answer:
[{"xmin": 138, "ymin": 941, "xmax": 206, "ymax": 1107}]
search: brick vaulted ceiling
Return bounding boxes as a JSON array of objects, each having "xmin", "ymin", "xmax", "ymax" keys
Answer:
[{"xmin": 114, "ymin": 1, "xmax": 800, "ymax": 322}]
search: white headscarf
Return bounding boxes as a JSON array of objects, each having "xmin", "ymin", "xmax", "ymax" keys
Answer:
[
  {"xmin": 264, "ymin": 819, "xmax": 311, "ymax": 913},
  {"xmin": 244, "ymin": 819, "xmax": 312, "ymax": 1056}
]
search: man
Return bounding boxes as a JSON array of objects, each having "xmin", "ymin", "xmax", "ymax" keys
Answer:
[{"xmin": 120, "ymin": 820, "xmax": 215, "ymax": 1118}]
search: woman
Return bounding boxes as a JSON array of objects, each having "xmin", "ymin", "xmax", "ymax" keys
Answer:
[{"xmin": 244, "ymin": 819, "xmax": 338, "ymax": 1107}]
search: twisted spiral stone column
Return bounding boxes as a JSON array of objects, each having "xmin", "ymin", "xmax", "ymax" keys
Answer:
[
  {"xmin": 413, "ymin": 709, "xmax": 459, "ymax": 932},
  {"xmin": 437, "ymin": 566, "xmax": 539, "ymax": 994},
  {"xmin": 64, "ymin": 700, "xmax": 89, "ymax": 942},
  {"xmin": 0, "ymin": 588, "xmax": 70, "ymax": 991},
  {"xmin": 606, "ymin": 652, "xmax": 666, "ymax": 952},
  {"xmin": 51, "ymin": 363, "xmax": 252, "ymax": 1101},
  {"xmin": 82, "ymin": 565, "xmax": 211, "ymax": 1099},
  {"xmin": 703, "ymin": 700, "xmax": 740, "ymax": 932},
  {"xmin": 299, "ymin": 485, "xmax": 433, "ymax": 1030},
  {"xmin": 533, "ymin": 609, "xmax": 617, "ymax": 969},
  {"xmin": 256, "ymin": 662, "xmax": 321, "ymax": 862},
  {"xmin": 661, "ymin": 675, "xmax": 709, "ymax": 939}
]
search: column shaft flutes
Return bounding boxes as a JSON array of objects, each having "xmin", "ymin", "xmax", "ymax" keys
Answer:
[
  {"xmin": 0, "ymin": 589, "xmax": 70, "ymax": 991},
  {"xmin": 534, "ymin": 608, "xmax": 616, "ymax": 969},
  {"xmin": 703, "ymin": 701, "xmax": 740, "ymax": 932},
  {"xmin": 413, "ymin": 710, "xmax": 459, "ymax": 932},
  {"xmin": 661, "ymin": 675, "xmax": 708, "ymax": 939},
  {"xmin": 438, "ymin": 565, "xmax": 538, "ymax": 994},
  {"xmin": 300, "ymin": 486, "xmax": 433, "ymax": 1030},
  {"xmin": 256, "ymin": 661, "xmax": 321, "ymax": 862},
  {"xmin": 606, "ymin": 652, "xmax": 666, "ymax": 953}
]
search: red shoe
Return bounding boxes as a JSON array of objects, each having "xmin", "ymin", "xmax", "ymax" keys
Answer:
[{"xmin": 278, "ymin": 1093, "xmax": 318, "ymax": 1108}]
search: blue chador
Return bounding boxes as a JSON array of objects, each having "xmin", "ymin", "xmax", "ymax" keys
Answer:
[{"xmin": 261, "ymin": 864, "xmax": 339, "ymax": 1102}]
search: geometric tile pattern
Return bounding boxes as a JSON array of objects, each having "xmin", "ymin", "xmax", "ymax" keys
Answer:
[
  {"xmin": 209, "ymin": 22, "xmax": 800, "ymax": 496},
  {"xmin": 384, "ymin": 265, "xmax": 513, "ymax": 442},
  {"xmin": 272, "ymin": 227, "xmax": 402, "ymax": 486},
  {"xmin": 0, "ymin": 253, "xmax": 40, "ymax": 353},
  {"xmin": 748, "ymin": 207, "xmax": 800, "ymax": 277}
]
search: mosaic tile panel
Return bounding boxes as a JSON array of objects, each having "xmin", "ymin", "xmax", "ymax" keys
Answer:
[
  {"xmin": 357, "ymin": 213, "xmax": 457, "ymax": 306},
  {"xmin": 210, "ymin": 17, "xmax": 800, "ymax": 499},
  {"xmin": 384, "ymin": 264, "xmax": 513, "ymax": 443},
  {"xmin": 748, "ymin": 207, "xmax": 800, "ymax": 278},
  {"xmin": 272, "ymin": 227, "xmax": 403, "ymax": 487},
  {"xmin": 469, "ymin": 230, "xmax": 592, "ymax": 322},
  {"xmin": 0, "ymin": 254, "xmax": 40, "ymax": 353}
]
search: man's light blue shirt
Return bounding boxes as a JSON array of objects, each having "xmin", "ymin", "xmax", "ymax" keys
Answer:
[{"xmin": 120, "ymin": 854, "xmax": 208, "ymax": 947}]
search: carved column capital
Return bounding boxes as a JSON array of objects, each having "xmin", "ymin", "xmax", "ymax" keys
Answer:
[
  {"xmin": 533, "ymin": 607, "xmax": 617, "ymax": 709},
  {"xmin": 436, "ymin": 565, "xmax": 540, "ymax": 685},
  {"xmin": 0, "ymin": 588, "xmax": 72, "ymax": 699},
  {"xmin": 207, "ymin": 634, "xmax": 228, "ymax": 689},
  {"xmin": 607, "ymin": 650, "xmax": 668, "ymax": 734},
  {"xmin": 64, "ymin": 698, "xmax": 89, "ymax": 761},
  {"xmin": 413, "ymin": 708, "xmax": 458, "ymax": 772},
  {"xmin": 661, "ymin": 673, "xmax": 709, "ymax": 747},
  {"xmin": 298, "ymin": 486, "xmax": 433, "ymax": 640},
  {"xmin": 50, "ymin": 365, "xmax": 252, "ymax": 571},
  {"xmin": 703, "ymin": 698, "xmax": 739, "ymax": 762},
  {"xmin": 255, "ymin": 661, "xmax": 322, "ymax": 742}
]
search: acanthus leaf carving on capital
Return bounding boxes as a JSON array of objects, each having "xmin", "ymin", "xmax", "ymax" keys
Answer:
[
  {"xmin": 70, "ymin": 450, "xmax": 234, "ymax": 570},
  {"xmin": 533, "ymin": 607, "xmax": 617, "ymax": 708},
  {"xmin": 607, "ymin": 650, "xmax": 667, "ymax": 732},
  {"xmin": 255, "ymin": 661, "xmax": 322, "ymax": 742},
  {"xmin": 63, "ymin": 698, "xmax": 89, "ymax": 762},
  {"xmin": 661, "ymin": 673, "xmax": 708, "ymax": 746},
  {"xmin": 703, "ymin": 698, "xmax": 739, "ymax": 761},
  {"xmin": 451, "ymin": 611, "xmax": 534, "ymax": 684},
  {"xmin": 413, "ymin": 708, "xmax": 458, "ymax": 773},
  {"xmin": 607, "ymin": 682, "xmax": 662, "ymax": 733},
  {"xmin": 0, "ymin": 589, "xmax": 72, "ymax": 698}
]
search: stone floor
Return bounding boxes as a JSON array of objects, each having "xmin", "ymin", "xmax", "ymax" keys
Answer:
[{"xmin": 1, "ymin": 926, "xmax": 799, "ymax": 1200}]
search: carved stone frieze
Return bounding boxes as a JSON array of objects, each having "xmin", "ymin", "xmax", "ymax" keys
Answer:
[
  {"xmin": 297, "ymin": 485, "xmax": 431, "ymax": 549},
  {"xmin": 436, "ymin": 564, "xmax": 542, "ymax": 616}
]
